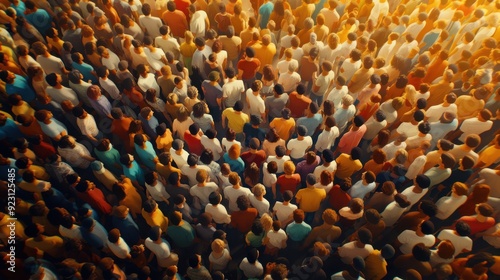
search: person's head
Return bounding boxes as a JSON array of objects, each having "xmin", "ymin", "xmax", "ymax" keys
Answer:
[
  {"xmin": 476, "ymin": 203, "xmax": 494, "ymax": 217},
  {"xmin": 275, "ymin": 145, "xmax": 286, "ymax": 157},
  {"xmin": 464, "ymin": 134, "xmax": 481, "ymax": 149},
  {"xmin": 394, "ymin": 193, "xmax": 411, "ymax": 208},
  {"xmin": 357, "ymin": 228, "xmax": 372, "ymax": 244},
  {"xmin": 412, "ymin": 243, "xmax": 431, "ymax": 262},
  {"xmin": 228, "ymin": 144, "xmax": 241, "ymax": 160},
  {"xmin": 283, "ymin": 161, "xmax": 295, "ymax": 175},
  {"xmin": 351, "ymin": 147, "xmax": 362, "ymax": 161},
  {"xmin": 349, "ymin": 198, "xmax": 364, "ymax": 215},
  {"xmin": 283, "ymin": 190, "xmax": 293, "ymax": 202},
  {"xmin": 293, "ymin": 209, "xmax": 305, "ymax": 224},
  {"xmin": 236, "ymin": 195, "xmax": 250, "ymax": 211}
]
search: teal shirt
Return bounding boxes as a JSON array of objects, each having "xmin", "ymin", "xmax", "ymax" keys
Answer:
[
  {"xmin": 94, "ymin": 147, "xmax": 122, "ymax": 175},
  {"xmin": 286, "ymin": 222, "xmax": 311, "ymax": 242},
  {"xmin": 135, "ymin": 141, "xmax": 157, "ymax": 171},
  {"xmin": 122, "ymin": 161, "xmax": 145, "ymax": 186},
  {"xmin": 167, "ymin": 221, "xmax": 195, "ymax": 248}
]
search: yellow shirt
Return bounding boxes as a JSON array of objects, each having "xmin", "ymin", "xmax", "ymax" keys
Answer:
[
  {"xmin": 142, "ymin": 208, "xmax": 169, "ymax": 232},
  {"xmin": 296, "ymin": 187, "xmax": 326, "ymax": 212},
  {"xmin": 254, "ymin": 43, "xmax": 277, "ymax": 73},
  {"xmin": 293, "ymin": 3, "xmax": 315, "ymax": 30},
  {"xmin": 12, "ymin": 101, "xmax": 35, "ymax": 117},
  {"xmin": 335, "ymin": 153, "xmax": 362, "ymax": 180},
  {"xmin": 179, "ymin": 42, "xmax": 197, "ymax": 58},
  {"xmin": 156, "ymin": 129, "xmax": 173, "ymax": 152},
  {"xmin": 478, "ymin": 146, "xmax": 500, "ymax": 167},
  {"xmin": 269, "ymin": 118, "xmax": 296, "ymax": 142},
  {"xmin": 25, "ymin": 236, "xmax": 65, "ymax": 258},
  {"xmin": 120, "ymin": 178, "xmax": 143, "ymax": 215},
  {"xmin": 222, "ymin": 108, "xmax": 249, "ymax": 133}
]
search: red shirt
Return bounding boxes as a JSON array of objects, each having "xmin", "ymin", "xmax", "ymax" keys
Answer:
[
  {"xmin": 184, "ymin": 132, "xmax": 203, "ymax": 156},
  {"xmin": 458, "ymin": 216, "xmax": 495, "ymax": 236},
  {"xmin": 328, "ymin": 184, "xmax": 352, "ymax": 212},
  {"xmin": 230, "ymin": 208, "xmax": 258, "ymax": 233},
  {"xmin": 237, "ymin": 58, "xmax": 261, "ymax": 79},
  {"xmin": 277, "ymin": 174, "xmax": 301, "ymax": 194},
  {"xmin": 287, "ymin": 91, "xmax": 311, "ymax": 118},
  {"xmin": 240, "ymin": 150, "xmax": 267, "ymax": 168},
  {"xmin": 78, "ymin": 187, "xmax": 112, "ymax": 215},
  {"xmin": 32, "ymin": 142, "xmax": 57, "ymax": 161},
  {"xmin": 174, "ymin": 0, "xmax": 191, "ymax": 21}
]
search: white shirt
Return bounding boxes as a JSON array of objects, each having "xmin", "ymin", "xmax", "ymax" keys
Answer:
[
  {"xmin": 381, "ymin": 141, "xmax": 406, "ymax": 160},
  {"xmin": 273, "ymin": 202, "xmax": 297, "ymax": 225},
  {"xmin": 145, "ymin": 181, "xmax": 170, "ymax": 202},
  {"xmin": 478, "ymin": 169, "xmax": 500, "ymax": 198},
  {"xmin": 315, "ymin": 127, "xmax": 340, "ymax": 152},
  {"xmin": 59, "ymin": 225, "xmax": 82, "ymax": 240},
  {"xmin": 425, "ymin": 104, "xmax": 457, "ymax": 122},
  {"xmin": 338, "ymin": 241, "xmax": 374, "ymax": 264},
  {"xmin": 348, "ymin": 181, "xmax": 376, "ymax": 199},
  {"xmin": 405, "ymin": 155, "xmax": 427, "ymax": 180},
  {"xmin": 224, "ymin": 186, "xmax": 252, "ymax": 213},
  {"xmin": 397, "ymin": 230, "xmax": 435, "ymax": 255},
  {"xmin": 155, "ymin": 36, "xmax": 181, "ymax": 58},
  {"xmin": 246, "ymin": 89, "xmax": 266, "ymax": 116},
  {"xmin": 46, "ymin": 86, "xmax": 80, "ymax": 106},
  {"xmin": 401, "ymin": 186, "xmax": 428, "ymax": 210},
  {"xmin": 278, "ymin": 71, "xmax": 301, "ymax": 93},
  {"xmin": 276, "ymin": 59, "xmax": 297, "ymax": 75},
  {"xmin": 377, "ymin": 41, "xmax": 396, "ymax": 63},
  {"xmin": 313, "ymin": 163, "xmax": 337, "ymax": 181},
  {"xmin": 223, "ymin": 79, "xmax": 245, "ymax": 107},
  {"xmin": 363, "ymin": 118, "xmax": 387, "ymax": 140},
  {"xmin": 287, "ymin": 137, "xmax": 313, "ymax": 159},
  {"xmin": 380, "ymin": 201, "xmax": 406, "ymax": 227},
  {"xmin": 262, "ymin": 162, "xmax": 277, "ymax": 188},
  {"xmin": 267, "ymin": 155, "xmax": 291, "ymax": 174},
  {"xmin": 192, "ymin": 46, "xmax": 212, "ymax": 70},
  {"xmin": 200, "ymin": 136, "xmax": 223, "ymax": 161},
  {"xmin": 190, "ymin": 182, "xmax": 219, "ymax": 207},
  {"xmin": 169, "ymin": 148, "xmax": 189, "ymax": 168},
  {"xmin": 145, "ymin": 238, "xmax": 173, "ymax": 268},
  {"xmin": 437, "ymin": 229, "xmax": 472, "ymax": 256},
  {"xmin": 435, "ymin": 195, "xmax": 467, "ymax": 220},
  {"xmin": 107, "ymin": 237, "xmax": 130, "ymax": 259},
  {"xmin": 76, "ymin": 114, "xmax": 99, "ymax": 137},
  {"xmin": 209, "ymin": 249, "xmax": 231, "ymax": 271},
  {"xmin": 459, "ymin": 118, "xmax": 493, "ymax": 142},
  {"xmin": 405, "ymin": 134, "xmax": 432, "ymax": 150},
  {"xmin": 249, "ymin": 195, "xmax": 270, "ymax": 216},
  {"xmin": 139, "ymin": 15, "xmax": 163, "ymax": 38},
  {"xmin": 340, "ymin": 59, "xmax": 362, "ymax": 82},
  {"xmin": 144, "ymin": 47, "xmax": 166, "ymax": 72},
  {"xmin": 37, "ymin": 55, "xmax": 65, "ymax": 75},
  {"xmin": 266, "ymin": 229, "xmax": 287, "ymax": 248},
  {"xmin": 396, "ymin": 121, "xmax": 419, "ymax": 138},
  {"xmin": 190, "ymin": 10, "xmax": 208, "ymax": 38},
  {"xmin": 325, "ymin": 86, "xmax": 349, "ymax": 109},
  {"xmin": 138, "ymin": 73, "xmax": 161, "ymax": 95},
  {"xmin": 181, "ymin": 164, "xmax": 212, "ymax": 186},
  {"xmin": 205, "ymin": 204, "xmax": 231, "ymax": 224},
  {"xmin": 482, "ymin": 223, "xmax": 500, "ymax": 249},
  {"xmin": 99, "ymin": 77, "xmax": 121, "ymax": 100},
  {"xmin": 239, "ymin": 258, "xmax": 264, "ymax": 279},
  {"xmin": 102, "ymin": 51, "xmax": 121, "ymax": 71},
  {"xmin": 314, "ymin": 71, "xmax": 335, "ymax": 96},
  {"xmin": 404, "ymin": 22, "xmax": 425, "ymax": 39},
  {"xmin": 221, "ymin": 139, "xmax": 242, "ymax": 152}
]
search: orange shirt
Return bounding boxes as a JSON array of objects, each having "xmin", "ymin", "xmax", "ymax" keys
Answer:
[
  {"xmin": 422, "ymin": 59, "xmax": 448, "ymax": 84},
  {"xmin": 162, "ymin": 11, "xmax": 188, "ymax": 38}
]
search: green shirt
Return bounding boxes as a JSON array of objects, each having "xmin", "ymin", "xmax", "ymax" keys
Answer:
[{"xmin": 167, "ymin": 222, "xmax": 195, "ymax": 248}]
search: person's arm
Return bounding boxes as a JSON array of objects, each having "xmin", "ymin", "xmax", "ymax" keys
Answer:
[{"xmin": 222, "ymin": 112, "xmax": 227, "ymax": 129}]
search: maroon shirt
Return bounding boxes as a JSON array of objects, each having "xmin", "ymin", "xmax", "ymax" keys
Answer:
[
  {"xmin": 230, "ymin": 208, "xmax": 258, "ymax": 233},
  {"xmin": 328, "ymin": 184, "xmax": 352, "ymax": 212},
  {"xmin": 241, "ymin": 150, "xmax": 267, "ymax": 168},
  {"xmin": 184, "ymin": 132, "xmax": 203, "ymax": 156}
]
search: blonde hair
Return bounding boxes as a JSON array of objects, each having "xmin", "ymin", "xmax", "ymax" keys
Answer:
[
  {"xmin": 260, "ymin": 213, "xmax": 273, "ymax": 231},
  {"xmin": 252, "ymin": 183, "xmax": 266, "ymax": 197},
  {"xmin": 283, "ymin": 161, "xmax": 296, "ymax": 175},
  {"xmin": 211, "ymin": 238, "xmax": 225, "ymax": 253}
]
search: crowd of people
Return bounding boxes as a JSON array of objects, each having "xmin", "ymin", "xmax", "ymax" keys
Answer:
[{"xmin": 0, "ymin": 0, "xmax": 500, "ymax": 279}]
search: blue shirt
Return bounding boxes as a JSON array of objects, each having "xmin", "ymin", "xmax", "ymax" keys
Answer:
[
  {"xmin": 297, "ymin": 114, "xmax": 323, "ymax": 137},
  {"xmin": 286, "ymin": 222, "xmax": 311, "ymax": 241},
  {"xmin": 6, "ymin": 75, "xmax": 36, "ymax": 102},
  {"xmin": 311, "ymin": 0, "xmax": 328, "ymax": 23},
  {"xmin": 123, "ymin": 160, "xmax": 145, "ymax": 186},
  {"xmin": 258, "ymin": 2, "xmax": 274, "ymax": 29},
  {"xmin": 25, "ymin": 9, "xmax": 52, "ymax": 36},
  {"xmin": 72, "ymin": 61, "xmax": 98, "ymax": 84},
  {"xmin": 11, "ymin": 2, "xmax": 25, "ymax": 16},
  {"xmin": 223, "ymin": 153, "xmax": 245, "ymax": 176},
  {"xmin": 135, "ymin": 141, "xmax": 157, "ymax": 171},
  {"xmin": 0, "ymin": 118, "xmax": 23, "ymax": 141},
  {"xmin": 112, "ymin": 214, "xmax": 140, "ymax": 246}
]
